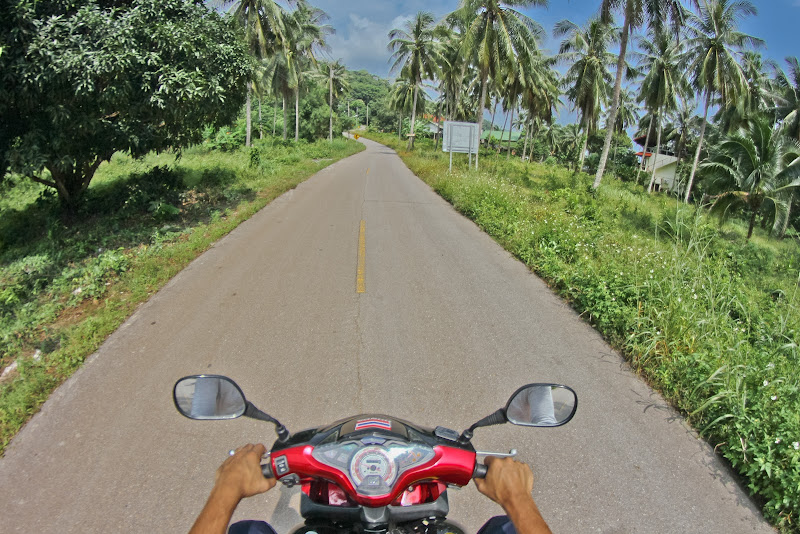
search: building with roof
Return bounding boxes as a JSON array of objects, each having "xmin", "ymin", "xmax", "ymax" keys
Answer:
[{"xmin": 634, "ymin": 134, "xmax": 679, "ymax": 192}]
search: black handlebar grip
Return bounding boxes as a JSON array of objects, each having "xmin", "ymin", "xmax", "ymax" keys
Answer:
[
  {"xmin": 473, "ymin": 463, "xmax": 488, "ymax": 479},
  {"xmin": 262, "ymin": 462, "xmax": 274, "ymax": 479}
]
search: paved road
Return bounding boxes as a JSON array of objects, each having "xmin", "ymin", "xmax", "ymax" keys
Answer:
[{"xmin": 0, "ymin": 138, "xmax": 773, "ymax": 533}]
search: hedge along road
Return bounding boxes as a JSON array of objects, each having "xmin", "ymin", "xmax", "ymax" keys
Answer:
[{"xmin": 0, "ymin": 137, "xmax": 773, "ymax": 533}]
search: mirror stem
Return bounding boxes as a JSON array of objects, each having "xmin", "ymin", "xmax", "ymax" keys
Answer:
[
  {"xmin": 459, "ymin": 408, "xmax": 507, "ymax": 444},
  {"xmin": 245, "ymin": 402, "xmax": 290, "ymax": 442}
]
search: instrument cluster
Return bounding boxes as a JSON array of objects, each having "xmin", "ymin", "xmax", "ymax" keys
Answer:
[{"xmin": 312, "ymin": 439, "xmax": 435, "ymax": 496}]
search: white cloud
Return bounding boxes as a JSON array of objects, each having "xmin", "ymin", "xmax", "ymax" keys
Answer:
[
  {"xmin": 312, "ymin": 0, "xmax": 455, "ymax": 76},
  {"xmin": 324, "ymin": 13, "xmax": 414, "ymax": 77}
]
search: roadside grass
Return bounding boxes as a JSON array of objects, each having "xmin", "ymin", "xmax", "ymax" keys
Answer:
[
  {"xmin": 365, "ymin": 132, "xmax": 800, "ymax": 532},
  {"xmin": 0, "ymin": 136, "xmax": 364, "ymax": 454}
]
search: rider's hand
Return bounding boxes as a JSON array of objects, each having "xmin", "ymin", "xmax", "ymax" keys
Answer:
[
  {"xmin": 474, "ymin": 456, "xmax": 534, "ymax": 509},
  {"xmin": 213, "ymin": 443, "xmax": 276, "ymax": 501},
  {"xmin": 475, "ymin": 457, "xmax": 552, "ymax": 534}
]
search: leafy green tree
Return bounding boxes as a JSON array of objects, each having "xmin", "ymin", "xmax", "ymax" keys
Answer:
[
  {"xmin": 388, "ymin": 12, "xmax": 442, "ymax": 150},
  {"xmin": 455, "ymin": 0, "xmax": 548, "ymax": 170},
  {"xmin": 682, "ymin": 0, "xmax": 762, "ymax": 203},
  {"xmin": 703, "ymin": 119, "xmax": 800, "ymax": 239},
  {"xmin": 0, "ymin": 0, "xmax": 251, "ymax": 213},
  {"xmin": 555, "ymin": 18, "xmax": 617, "ymax": 173},
  {"xmin": 296, "ymin": 83, "xmax": 332, "ymax": 141},
  {"xmin": 347, "ymin": 70, "xmax": 390, "ymax": 108}
]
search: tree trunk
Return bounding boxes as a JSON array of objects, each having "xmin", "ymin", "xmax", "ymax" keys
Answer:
[
  {"xmin": 295, "ymin": 88, "xmax": 300, "ymax": 142},
  {"xmin": 282, "ymin": 96, "xmax": 287, "ymax": 141},
  {"xmin": 593, "ymin": 13, "xmax": 631, "ymax": 190},
  {"xmin": 648, "ymin": 110, "xmax": 662, "ymax": 193},
  {"xmin": 778, "ymin": 196, "xmax": 793, "ymax": 238},
  {"xmin": 676, "ymin": 127, "xmax": 686, "ymax": 168},
  {"xmin": 399, "ymin": 113, "xmax": 402, "ymax": 141},
  {"xmin": 499, "ymin": 110, "xmax": 509, "ymax": 155},
  {"xmin": 636, "ymin": 114, "xmax": 654, "ymax": 185},
  {"xmin": 476, "ymin": 73, "xmax": 489, "ymax": 171},
  {"xmin": 506, "ymin": 105, "xmax": 515, "ymax": 160},
  {"xmin": 329, "ymin": 69, "xmax": 334, "ymax": 142},
  {"xmin": 577, "ymin": 113, "xmax": 588, "ymax": 172},
  {"xmin": 246, "ymin": 82, "xmax": 252, "ymax": 148},
  {"xmin": 273, "ymin": 98, "xmax": 278, "ymax": 136},
  {"xmin": 47, "ymin": 157, "xmax": 104, "ymax": 215},
  {"xmin": 747, "ymin": 210, "xmax": 757, "ymax": 239},
  {"xmin": 685, "ymin": 92, "xmax": 712, "ymax": 203},
  {"xmin": 408, "ymin": 83, "xmax": 419, "ymax": 150},
  {"xmin": 522, "ymin": 120, "xmax": 530, "ymax": 162},
  {"xmin": 258, "ymin": 98, "xmax": 263, "ymax": 140},
  {"xmin": 488, "ymin": 98, "xmax": 498, "ymax": 147}
]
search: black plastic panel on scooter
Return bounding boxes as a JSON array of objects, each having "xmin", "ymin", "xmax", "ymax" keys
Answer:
[{"xmin": 299, "ymin": 491, "xmax": 450, "ymax": 525}]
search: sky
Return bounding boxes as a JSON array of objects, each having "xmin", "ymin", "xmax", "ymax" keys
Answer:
[{"xmin": 308, "ymin": 0, "xmax": 799, "ymax": 79}]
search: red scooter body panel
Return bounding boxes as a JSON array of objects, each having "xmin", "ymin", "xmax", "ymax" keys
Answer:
[{"xmin": 272, "ymin": 444, "xmax": 475, "ymax": 507}]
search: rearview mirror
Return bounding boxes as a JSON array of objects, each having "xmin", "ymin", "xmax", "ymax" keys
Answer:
[
  {"xmin": 505, "ymin": 384, "xmax": 577, "ymax": 427},
  {"xmin": 173, "ymin": 375, "xmax": 246, "ymax": 420}
]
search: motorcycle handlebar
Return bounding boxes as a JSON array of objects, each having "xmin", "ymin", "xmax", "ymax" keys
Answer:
[
  {"xmin": 472, "ymin": 463, "xmax": 488, "ymax": 479},
  {"xmin": 262, "ymin": 462, "xmax": 274, "ymax": 479}
]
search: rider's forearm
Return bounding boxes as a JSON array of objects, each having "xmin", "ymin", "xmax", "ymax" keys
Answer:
[
  {"xmin": 189, "ymin": 485, "xmax": 240, "ymax": 534},
  {"xmin": 502, "ymin": 494, "xmax": 552, "ymax": 534}
]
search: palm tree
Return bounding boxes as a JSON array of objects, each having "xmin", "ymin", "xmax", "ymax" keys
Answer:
[
  {"xmin": 284, "ymin": 3, "xmax": 331, "ymax": 142},
  {"xmin": 558, "ymin": 124, "xmax": 583, "ymax": 166},
  {"xmin": 262, "ymin": 46, "xmax": 293, "ymax": 140},
  {"xmin": 682, "ymin": 0, "xmax": 762, "ymax": 203},
  {"xmin": 388, "ymin": 12, "xmax": 442, "ymax": 150},
  {"xmin": 500, "ymin": 66, "xmax": 526, "ymax": 160},
  {"xmin": 636, "ymin": 29, "xmax": 689, "ymax": 192},
  {"xmin": 607, "ymin": 87, "xmax": 640, "ymax": 168},
  {"xmin": 703, "ymin": 119, "xmax": 800, "ymax": 239},
  {"xmin": 436, "ymin": 14, "xmax": 473, "ymax": 123},
  {"xmin": 455, "ymin": 0, "xmax": 548, "ymax": 170},
  {"xmin": 592, "ymin": 0, "xmax": 690, "ymax": 190},
  {"xmin": 317, "ymin": 60, "xmax": 349, "ymax": 141},
  {"xmin": 389, "ymin": 76, "xmax": 427, "ymax": 141},
  {"xmin": 555, "ymin": 18, "xmax": 617, "ymax": 173},
  {"xmin": 773, "ymin": 57, "xmax": 800, "ymax": 141},
  {"xmin": 666, "ymin": 96, "xmax": 699, "ymax": 166},
  {"xmin": 715, "ymin": 51, "xmax": 772, "ymax": 133},
  {"xmin": 224, "ymin": 0, "xmax": 287, "ymax": 147},
  {"xmin": 519, "ymin": 59, "xmax": 560, "ymax": 163}
]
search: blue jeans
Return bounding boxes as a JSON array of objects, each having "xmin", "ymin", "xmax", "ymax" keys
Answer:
[{"xmin": 229, "ymin": 516, "xmax": 515, "ymax": 533}]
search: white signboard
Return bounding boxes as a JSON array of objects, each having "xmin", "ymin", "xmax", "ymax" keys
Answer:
[{"xmin": 442, "ymin": 121, "xmax": 479, "ymax": 154}]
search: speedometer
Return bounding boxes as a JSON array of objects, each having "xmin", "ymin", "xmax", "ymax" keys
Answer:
[{"xmin": 349, "ymin": 446, "xmax": 397, "ymax": 488}]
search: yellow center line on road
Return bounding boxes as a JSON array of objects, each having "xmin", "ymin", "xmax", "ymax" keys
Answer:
[
  {"xmin": 366, "ymin": 167, "xmax": 370, "ymax": 175},
  {"xmin": 357, "ymin": 220, "xmax": 366, "ymax": 293}
]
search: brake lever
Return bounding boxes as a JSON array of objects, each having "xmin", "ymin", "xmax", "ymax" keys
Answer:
[{"xmin": 474, "ymin": 449, "xmax": 518, "ymax": 458}]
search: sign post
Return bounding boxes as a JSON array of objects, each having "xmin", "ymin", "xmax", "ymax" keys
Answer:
[{"xmin": 442, "ymin": 121, "xmax": 480, "ymax": 172}]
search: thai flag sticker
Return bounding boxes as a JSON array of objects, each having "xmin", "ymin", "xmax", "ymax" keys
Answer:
[{"xmin": 355, "ymin": 418, "xmax": 393, "ymax": 431}]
